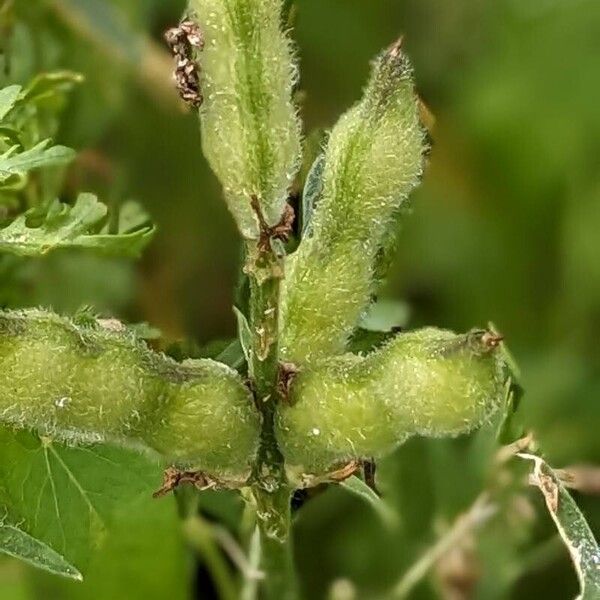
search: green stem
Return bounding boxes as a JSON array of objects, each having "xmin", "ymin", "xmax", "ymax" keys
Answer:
[
  {"xmin": 246, "ymin": 237, "xmax": 298, "ymax": 600},
  {"xmin": 174, "ymin": 487, "xmax": 238, "ymax": 600},
  {"xmin": 252, "ymin": 485, "xmax": 296, "ymax": 600},
  {"xmin": 183, "ymin": 515, "xmax": 239, "ymax": 600}
]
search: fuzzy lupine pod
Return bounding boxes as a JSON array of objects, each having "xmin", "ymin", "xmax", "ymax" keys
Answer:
[
  {"xmin": 0, "ymin": 310, "xmax": 260, "ymax": 480},
  {"xmin": 276, "ymin": 328, "xmax": 506, "ymax": 479},
  {"xmin": 280, "ymin": 41, "xmax": 426, "ymax": 364},
  {"xmin": 190, "ymin": 0, "xmax": 301, "ymax": 238}
]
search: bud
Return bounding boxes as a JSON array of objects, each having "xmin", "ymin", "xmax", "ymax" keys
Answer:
[
  {"xmin": 0, "ymin": 310, "xmax": 260, "ymax": 480},
  {"xmin": 276, "ymin": 328, "xmax": 506, "ymax": 478},
  {"xmin": 189, "ymin": 0, "xmax": 302, "ymax": 238},
  {"xmin": 280, "ymin": 41, "xmax": 426, "ymax": 363}
]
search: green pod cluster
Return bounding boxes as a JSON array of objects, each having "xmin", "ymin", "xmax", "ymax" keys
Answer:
[
  {"xmin": 0, "ymin": 310, "xmax": 260, "ymax": 480},
  {"xmin": 280, "ymin": 42, "xmax": 426, "ymax": 364},
  {"xmin": 190, "ymin": 0, "xmax": 301, "ymax": 238},
  {"xmin": 276, "ymin": 328, "xmax": 507, "ymax": 479}
]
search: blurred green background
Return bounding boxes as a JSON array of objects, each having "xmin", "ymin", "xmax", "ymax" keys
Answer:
[{"xmin": 1, "ymin": 0, "xmax": 600, "ymax": 598}]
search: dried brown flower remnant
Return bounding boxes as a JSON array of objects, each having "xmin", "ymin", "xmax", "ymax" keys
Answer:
[
  {"xmin": 153, "ymin": 466, "xmax": 239, "ymax": 497},
  {"xmin": 165, "ymin": 20, "xmax": 204, "ymax": 108}
]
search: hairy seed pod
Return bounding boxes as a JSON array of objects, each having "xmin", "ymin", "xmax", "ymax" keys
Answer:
[
  {"xmin": 189, "ymin": 0, "xmax": 301, "ymax": 238},
  {"xmin": 276, "ymin": 328, "xmax": 506, "ymax": 480},
  {"xmin": 0, "ymin": 310, "xmax": 260, "ymax": 480},
  {"xmin": 280, "ymin": 41, "xmax": 426, "ymax": 364}
]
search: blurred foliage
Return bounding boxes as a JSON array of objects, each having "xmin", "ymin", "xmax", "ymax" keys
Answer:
[{"xmin": 0, "ymin": 0, "xmax": 599, "ymax": 598}]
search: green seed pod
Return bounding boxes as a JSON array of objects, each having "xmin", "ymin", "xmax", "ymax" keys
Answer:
[
  {"xmin": 280, "ymin": 41, "xmax": 426, "ymax": 364},
  {"xmin": 276, "ymin": 328, "xmax": 506, "ymax": 480},
  {"xmin": 190, "ymin": 0, "xmax": 301, "ymax": 238},
  {"xmin": 0, "ymin": 310, "xmax": 260, "ymax": 480}
]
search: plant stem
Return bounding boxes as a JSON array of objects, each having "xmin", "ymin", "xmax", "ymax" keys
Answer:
[
  {"xmin": 174, "ymin": 487, "xmax": 238, "ymax": 600},
  {"xmin": 246, "ymin": 229, "xmax": 297, "ymax": 600},
  {"xmin": 182, "ymin": 515, "xmax": 239, "ymax": 600},
  {"xmin": 392, "ymin": 493, "xmax": 498, "ymax": 599}
]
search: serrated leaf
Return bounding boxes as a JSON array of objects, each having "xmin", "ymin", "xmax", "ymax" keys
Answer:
[
  {"xmin": 0, "ymin": 193, "xmax": 154, "ymax": 257},
  {"xmin": 340, "ymin": 476, "xmax": 398, "ymax": 529},
  {"xmin": 518, "ymin": 453, "xmax": 600, "ymax": 600},
  {"xmin": 0, "ymin": 524, "xmax": 82, "ymax": 581},
  {"xmin": 0, "ymin": 86, "xmax": 21, "ymax": 121},
  {"xmin": 0, "ymin": 141, "xmax": 74, "ymax": 183},
  {"xmin": 0, "ymin": 427, "xmax": 162, "ymax": 574}
]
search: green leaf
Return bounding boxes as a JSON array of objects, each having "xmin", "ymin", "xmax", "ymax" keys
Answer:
[
  {"xmin": 339, "ymin": 476, "xmax": 398, "ymax": 529},
  {"xmin": 0, "ymin": 126, "xmax": 22, "ymax": 147},
  {"xmin": 0, "ymin": 193, "xmax": 155, "ymax": 257},
  {"xmin": 301, "ymin": 153, "xmax": 325, "ymax": 237},
  {"xmin": 18, "ymin": 71, "xmax": 84, "ymax": 106},
  {"xmin": 0, "ymin": 427, "xmax": 162, "ymax": 574},
  {"xmin": 233, "ymin": 306, "xmax": 252, "ymax": 365},
  {"xmin": 0, "ymin": 524, "xmax": 81, "ymax": 581},
  {"xmin": 29, "ymin": 495, "xmax": 189, "ymax": 600},
  {"xmin": 0, "ymin": 86, "xmax": 21, "ymax": 121},
  {"xmin": 518, "ymin": 453, "xmax": 600, "ymax": 600},
  {"xmin": 215, "ymin": 339, "xmax": 246, "ymax": 371},
  {"xmin": 0, "ymin": 141, "xmax": 75, "ymax": 183}
]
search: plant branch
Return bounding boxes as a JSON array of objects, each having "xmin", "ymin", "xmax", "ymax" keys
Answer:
[
  {"xmin": 390, "ymin": 435, "xmax": 533, "ymax": 598},
  {"xmin": 246, "ymin": 199, "xmax": 297, "ymax": 600},
  {"xmin": 392, "ymin": 492, "xmax": 498, "ymax": 599},
  {"xmin": 182, "ymin": 515, "xmax": 239, "ymax": 600}
]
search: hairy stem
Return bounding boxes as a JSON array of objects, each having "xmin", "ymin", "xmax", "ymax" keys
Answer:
[{"xmin": 246, "ymin": 228, "xmax": 297, "ymax": 600}]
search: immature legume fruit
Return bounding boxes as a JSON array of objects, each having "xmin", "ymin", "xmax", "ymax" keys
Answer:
[
  {"xmin": 276, "ymin": 328, "xmax": 507, "ymax": 479},
  {"xmin": 0, "ymin": 310, "xmax": 260, "ymax": 480},
  {"xmin": 190, "ymin": 0, "xmax": 302, "ymax": 238},
  {"xmin": 280, "ymin": 41, "xmax": 426, "ymax": 364}
]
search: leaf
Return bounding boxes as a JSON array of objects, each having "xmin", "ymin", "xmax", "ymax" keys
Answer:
[
  {"xmin": 0, "ymin": 193, "xmax": 155, "ymax": 257},
  {"xmin": 0, "ymin": 427, "xmax": 162, "ymax": 574},
  {"xmin": 488, "ymin": 322, "xmax": 526, "ymax": 445},
  {"xmin": 0, "ymin": 126, "xmax": 22, "ymax": 147},
  {"xmin": 0, "ymin": 524, "xmax": 81, "ymax": 581},
  {"xmin": 340, "ymin": 476, "xmax": 398, "ymax": 529},
  {"xmin": 29, "ymin": 495, "xmax": 189, "ymax": 600},
  {"xmin": 215, "ymin": 339, "xmax": 246, "ymax": 371},
  {"xmin": 0, "ymin": 142, "xmax": 75, "ymax": 187},
  {"xmin": 18, "ymin": 71, "xmax": 84, "ymax": 106},
  {"xmin": 518, "ymin": 453, "xmax": 600, "ymax": 600},
  {"xmin": 0, "ymin": 86, "xmax": 21, "ymax": 121},
  {"xmin": 301, "ymin": 153, "xmax": 325, "ymax": 237},
  {"xmin": 233, "ymin": 307, "xmax": 252, "ymax": 365}
]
